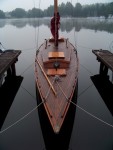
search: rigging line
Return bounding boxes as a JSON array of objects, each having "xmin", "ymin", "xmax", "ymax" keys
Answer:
[
  {"xmin": 71, "ymin": 101, "xmax": 113, "ymax": 128},
  {"xmin": 38, "ymin": 0, "xmax": 41, "ymax": 9},
  {"xmin": 36, "ymin": 0, "xmax": 42, "ymax": 49},
  {"xmin": 80, "ymin": 63, "xmax": 94, "ymax": 75},
  {"xmin": 109, "ymin": 40, "xmax": 113, "ymax": 52},
  {"xmin": 21, "ymin": 85, "xmax": 36, "ymax": 100},
  {"xmin": 70, "ymin": 0, "xmax": 77, "ymax": 48},
  {"xmin": 20, "ymin": 62, "xmax": 34, "ymax": 76},
  {"xmin": 0, "ymin": 101, "xmax": 44, "ymax": 134},
  {"xmin": 76, "ymin": 44, "xmax": 94, "ymax": 50},
  {"xmin": 21, "ymin": 46, "xmax": 38, "ymax": 51},
  {"xmin": 0, "ymin": 42, "xmax": 37, "ymax": 52},
  {"xmin": 45, "ymin": 80, "xmax": 55, "ymax": 99},
  {"xmin": 78, "ymin": 83, "xmax": 93, "ymax": 98},
  {"xmin": 32, "ymin": 0, "xmax": 38, "ymax": 50},
  {"xmin": 0, "ymin": 42, "xmax": 7, "ymax": 50},
  {"xmin": 56, "ymin": 81, "xmax": 113, "ymax": 129},
  {"xmin": 56, "ymin": 80, "xmax": 70, "ymax": 100},
  {"xmin": 0, "ymin": 78, "xmax": 55, "ymax": 134},
  {"xmin": 75, "ymin": 0, "xmax": 79, "ymax": 49}
]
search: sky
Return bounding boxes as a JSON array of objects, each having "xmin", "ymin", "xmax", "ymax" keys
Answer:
[{"xmin": 0, "ymin": 0, "xmax": 113, "ymax": 12}]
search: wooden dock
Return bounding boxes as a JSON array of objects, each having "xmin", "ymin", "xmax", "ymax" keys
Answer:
[
  {"xmin": 92, "ymin": 49, "xmax": 113, "ymax": 75},
  {"xmin": 0, "ymin": 50, "xmax": 21, "ymax": 79}
]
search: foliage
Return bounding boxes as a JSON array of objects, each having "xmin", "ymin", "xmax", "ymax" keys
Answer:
[
  {"xmin": 10, "ymin": 8, "xmax": 27, "ymax": 18},
  {"xmin": 27, "ymin": 8, "xmax": 43, "ymax": 18},
  {"xmin": 0, "ymin": 2, "xmax": 113, "ymax": 18},
  {"xmin": 0, "ymin": 10, "xmax": 5, "ymax": 18}
]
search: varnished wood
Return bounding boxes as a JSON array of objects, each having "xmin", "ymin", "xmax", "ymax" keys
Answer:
[
  {"xmin": 35, "ymin": 0, "xmax": 79, "ymax": 134},
  {"xmin": 42, "ymin": 39, "xmax": 71, "ymax": 63},
  {"xmin": 54, "ymin": 0, "xmax": 58, "ymax": 13},
  {"xmin": 35, "ymin": 38, "xmax": 79, "ymax": 133},
  {"xmin": 47, "ymin": 69, "xmax": 66, "ymax": 76},
  {"xmin": 36, "ymin": 58, "xmax": 56, "ymax": 96},
  {"xmin": 48, "ymin": 52, "xmax": 65, "ymax": 59}
]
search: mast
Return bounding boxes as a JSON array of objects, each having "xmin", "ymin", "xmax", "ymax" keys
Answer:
[
  {"xmin": 54, "ymin": 0, "xmax": 58, "ymax": 47},
  {"xmin": 54, "ymin": 0, "xmax": 58, "ymax": 14}
]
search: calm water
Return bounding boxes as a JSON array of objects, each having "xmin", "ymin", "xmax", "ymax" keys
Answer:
[{"xmin": 0, "ymin": 18, "xmax": 113, "ymax": 150}]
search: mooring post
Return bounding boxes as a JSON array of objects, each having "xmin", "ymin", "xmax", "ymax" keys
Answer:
[
  {"xmin": 7, "ymin": 67, "xmax": 12, "ymax": 77},
  {"xmin": 11, "ymin": 63, "xmax": 16, "ymax": 76},
  {"xmin": 99, "ymin": 62, "xmax": 108, "ymax": 76}
]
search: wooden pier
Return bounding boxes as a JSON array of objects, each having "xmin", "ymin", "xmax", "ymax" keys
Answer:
[
  {"xmin": 0, "ymin": 50, "xmax": 21, "ymax": 79},
  {"xmin": 92, "ymin": 49, "xmax": 113, "ymax": 75}
]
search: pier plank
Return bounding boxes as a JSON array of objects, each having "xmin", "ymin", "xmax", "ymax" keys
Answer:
[
  {"xmin": 0, "ymin": 50, "xmax": 21, "ymax": 77},
  {"xmin": 92, "ymin": 49, "xmax": 113, "ymax": 72}
]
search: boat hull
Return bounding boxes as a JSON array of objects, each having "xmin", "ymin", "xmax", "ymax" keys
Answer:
[{"xmin": 35, "ymin": 38, "xmax": 79, "ymax": 133}]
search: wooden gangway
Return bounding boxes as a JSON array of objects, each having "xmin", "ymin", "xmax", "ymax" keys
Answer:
[
  {"xmin": 92, "ymin": 49, "xmax": 113, "ymax": 75},
  {"xmin": 0, "ymin": 50, "xmax": 21, "ymax": 78}
]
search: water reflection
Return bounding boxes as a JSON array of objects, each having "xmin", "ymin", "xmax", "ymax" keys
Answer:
[
  {"xmin": 36, "ymin": 81, "xmax": 78, "ymax": 150},
  {"xmin": 0, "ymin": 76, "xmax": 23, "ymax": 130},
  {"xmin": 0, "ymin": 19, "xmax": 6, "ymax": 28},
  {"xmin": 0, "ymin": 18, "xmax": 113, "ymax": 33},
  {"xmin": 91, "ymin": 74, "xmax": 113, "ymax": 116}
]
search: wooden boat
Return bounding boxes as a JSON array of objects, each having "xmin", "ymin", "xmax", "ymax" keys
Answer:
[{"xmin": 35, "ymin": 0, "xmax": 79, "ymax": 133}]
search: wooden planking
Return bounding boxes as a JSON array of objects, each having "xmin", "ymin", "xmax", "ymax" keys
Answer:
[
  {"xmin": 47, "ymin": 69, "xmax": 66, "ymax": 76},
  {"xmin": 48, "ymin": 52, "xmax": 65, "ymax": 59},
  {"xmin": 0, "ymin": 50, "xmax": 21, "ymax": 76},
  {"xmin": 35, "ymin": 38, "xmax": 79, "ymax": 133},
  {"xmin": 42, "ymin": 39, "xmax": 71, "ymax": 63},
  {"xmin": 92, "ymin": 49, "xmax": 113, "ymax": 72}
]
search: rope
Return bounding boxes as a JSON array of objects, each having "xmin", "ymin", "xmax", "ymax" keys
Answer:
[
  {"xmin": 71, "ymin": 101, "xmax": 113, "ymax": 128},
  {"xmin": 0, "ymin": 42, "xmax": 7, "ymax": 50},
  {"xmin": 109, "ymin": 40, "xmax": 113, "ymax": 51},
  {"xmin": 56, "ymin": 81, "xmax": 113, "ymax": 129},
  {"xmin": 0, "ymin": 78, "xmax": 55, "ymax": 134},
  {"xmin": 78, "ymin": 83, "xmax": 93, "ymax": 98},
  {"xmin": 45, "ymin": 78, "xmax": 56, "ymax": 99},
  {"xmin": 56, "ymin": 81, "xmax": 68, "ymax": 100},
  {"xmin": 36, "ymin": 0, "xmax": 42, "ymax": 49},
  {"xmin": 0, "ymin": 101, "xmax": 44, "ymax": 134}
]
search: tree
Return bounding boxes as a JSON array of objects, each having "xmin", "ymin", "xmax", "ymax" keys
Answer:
[
  {"xmin": 27, "ymin": 8, "xmax": 43, "ymax": 18},
  {"xmin": 106, "ymin": 2, "xmax": 113, "ymax": 17},
  {"xmin": 65, "ymin": 2, "xmax": 74, "ymax": 17},
  {"xmin": 46, "ymin": 5, "xmax": 54, "ymax": 17},
  {"xmin": 0, "ymin": 10, "xmax": 5, "ymax": 18},
  {"xmin": 1, "ymin": 2, "xmax": 113, "ymax": 19},
  {"xmin": 11, "ymin": 8, "xmax": 27, "ymax": 18},
  {"xmin": 74, "ymin": 3, "xmax": 82, "ymax": 17},
  {"xmin": 59, "ymin": 3, "xmax": 66, "ymax": 16}
]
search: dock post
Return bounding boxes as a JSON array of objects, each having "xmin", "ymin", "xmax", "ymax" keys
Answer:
[
  {"xmin": 99, "ymin": 62, "xmax": 108, "ymax": 76},
  {"xmin": 7, "ymin": 67, "xmax": 12, "ymax": 77},
  {"xmin": 11, "ymin": 63, "xmax": 16, "ymax": 76}
]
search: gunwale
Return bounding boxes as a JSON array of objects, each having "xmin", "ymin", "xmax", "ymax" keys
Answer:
[{"xmin": 35, "ymin": 38, "xmax": 79, "ymax": 133}]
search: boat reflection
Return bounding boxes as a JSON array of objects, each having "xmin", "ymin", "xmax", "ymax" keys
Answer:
[
  {"xmin": 36, "ymin": 81, "xmax": 78, "ymax": 150},
  {"xmin": 0, "ymin": 76, "xmax": 23, "ymax": 130},
  {"xmin": 91, "ymin": 74, "xmax": 113, "ymax": 116}
]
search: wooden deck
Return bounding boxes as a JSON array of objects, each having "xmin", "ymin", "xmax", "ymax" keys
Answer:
[
  {"xmin": 35, "ymin": 38, "xmax": 79, "ymax": 133},
  {"xmin": 92, "ymin": 49, "xmax": 113, "ymax": 75},
  {"xmin": 0, "ymin": 50, "xmax": 21, "ymax": 77}
]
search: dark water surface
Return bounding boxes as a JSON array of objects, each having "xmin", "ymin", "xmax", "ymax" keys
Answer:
[{"xmin": 0, "ymin": 18, "xmax": 113, "ymax": 150}]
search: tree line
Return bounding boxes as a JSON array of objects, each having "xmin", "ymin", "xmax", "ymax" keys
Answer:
[{"xmin": 0, "ymin": 2, "xmax": 113, "ymax": 19}]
